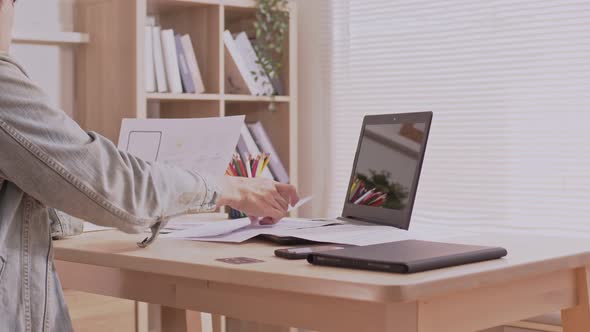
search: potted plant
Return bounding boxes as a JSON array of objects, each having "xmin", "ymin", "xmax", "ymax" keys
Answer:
[{"xmin": 252, "ymin": 0, "xmax": 289, "ymax": 110}]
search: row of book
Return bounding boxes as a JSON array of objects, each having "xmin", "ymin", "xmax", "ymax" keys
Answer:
[
  {"xmin": 224, "ymin": 30, "xmax": 285, "ymax": 96},
  {"xmin": 145, "ymin": 24, "xmax": 206, "ymax": 94},
  {"xmin": 237, "ymin": 121, "xmax": 289, "ymax": 183}
]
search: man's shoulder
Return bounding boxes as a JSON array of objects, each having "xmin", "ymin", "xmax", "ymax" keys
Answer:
[{"xmin": 0, "ymin": 53, "xmax": 28, "ymax": 77}]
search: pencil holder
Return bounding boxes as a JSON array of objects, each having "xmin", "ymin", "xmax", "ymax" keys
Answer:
[
  {"xmin": 228, "ymin": 208, "xmax": 247, "ymax": 219},
  {"xmin": 226, "ymin": 152, "xmax": 271, "ymax": 219}
]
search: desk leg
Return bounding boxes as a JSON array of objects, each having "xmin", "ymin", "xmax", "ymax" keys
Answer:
[
  {"xmin": 561, "ymin": 266, "xmax": 590, "ymax": 332},
  {"xmin": 161, "ymin": 306, "xmax": 188, "ymax": 332}
]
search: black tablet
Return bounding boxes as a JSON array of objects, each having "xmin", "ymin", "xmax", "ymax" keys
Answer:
[{"xmin": 307, "ymin": 240, "xmax": 507, "ymax": 274}]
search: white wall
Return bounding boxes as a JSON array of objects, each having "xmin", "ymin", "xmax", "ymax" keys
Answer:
[
  {"xmin": 9, "ymin": 0, "xmax": 75, "ymax": 116},
  {"xmin": 295, "ymin": 0, "xmax": 331, "ymax": 218}
]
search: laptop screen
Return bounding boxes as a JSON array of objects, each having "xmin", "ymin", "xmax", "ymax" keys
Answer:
[{"xmin": 347, "ymin": 122, "xmax": 428, "ymax": 211}]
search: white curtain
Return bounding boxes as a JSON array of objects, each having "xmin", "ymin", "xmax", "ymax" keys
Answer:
[{"xmin": 324, "ymin": 0, "xmax": 590, "ymax": 235}]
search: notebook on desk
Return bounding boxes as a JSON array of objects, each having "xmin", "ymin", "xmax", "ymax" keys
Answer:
[
  {"xmin": 307, "ymin": 240, "xmax": 508, "ymax": 274},
  {"xmin": 260, "ymin": 111, "xmax": 434, "ymax": 244}
]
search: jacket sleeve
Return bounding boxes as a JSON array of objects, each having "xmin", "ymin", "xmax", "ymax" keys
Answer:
[
  {"xmin": 49, "ymin": 209, "xmax": 84, "ymax": 240},
  {"xmin": 0, "ymin": 56, "xmax": 220, "ymax": 234}
]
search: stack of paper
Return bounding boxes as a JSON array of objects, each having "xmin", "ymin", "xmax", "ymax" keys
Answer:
[
  {"xmin": 162, "ymin": 217, "xmax": 471, "ymax": 246},
  {"xmin": 161, "ymin": 195, "xmax": 472, "ymax": 246}
]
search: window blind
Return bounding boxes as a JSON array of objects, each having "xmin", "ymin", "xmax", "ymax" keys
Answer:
[{"xmin": 325, "ymin": 0, "xmax": 590, "ymax": 235}]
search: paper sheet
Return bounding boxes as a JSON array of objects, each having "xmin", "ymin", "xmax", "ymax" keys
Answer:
[
  {"xmin": 166, "ymin": 215, "xmax": 474, "ymax": 245},
  {"xmin": 170, "ymin": 218, "xmax": 344, "ymax": 242},
  {"xmin": 163, "ymin": 218, "xmax": 252, "ymax": 238},
  {"xmin": 83, "ymin": 222, "xmax": 113, "ymax": 233},
  {"xmin": 163, "ymin": 196, "xmax": 313, "ymax": 239},
  {"xmin": 118, "ymin": 116, "xmax": 245, "ymax": 177},
  {"xmin": 267, "ymin": 223, "xmax": 471, "ymax": 246},
  {"xmin": 289, "ymin": 196, "xmax": 312, "ymax": 212},
  {"xmin": 80, "ymin": 117, "xmax": 244, "ymax": 233}
]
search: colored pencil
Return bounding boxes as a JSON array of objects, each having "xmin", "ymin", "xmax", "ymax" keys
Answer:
[
  {"xmin": 350, "ymin": 178, "xmax": 359, "ymax": 196},
  {"xmin": 369, "ymin": 196, "xmax": 386, "ymax": 207},
  {"xmin": 227, "ymin": 152, "xmax": 272, "ymax": 179},
  {"xmin": 255, "ymin": 155, "xmax": 263, "ymax": 176},
  {"xmin": 261, "ymin": 153, "xmax": 271, "ymax": 172},
  {"xmin": 367, "ymin": 193, "xmax": 387, "ymax": 205},
  {"xmin": 251, "ymin": 156, "xmax": 259, "ymax": 177},
  {"xmin": 362, "ymin": 192, "xmax": 380, "ymax": 204},
  {"xmin": 350, "ymin": 181, "xmax": 365, "ymax": 202},
  {"xmin": 245, "ymin": 155, "xmax": 253, "ymax": 178},
  {"xmin": 233, "ymin": 157, "xmax": 243, "ymax": 177},
  {"xmin": 354, "ymin": 188, "xmax": 375, "ymax": 204},
  {"xmin": 237, "ymin": 155, "xmax": 247, "ymax": 177}
]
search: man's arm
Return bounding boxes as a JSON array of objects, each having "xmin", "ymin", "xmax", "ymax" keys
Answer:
[
  {"xmin": 0, "ymin": 55, "xmax": 219, "ymax": 234},
  {"xmin": 48, "ymin": 209, "xmax": 84, "ymax": 240}
]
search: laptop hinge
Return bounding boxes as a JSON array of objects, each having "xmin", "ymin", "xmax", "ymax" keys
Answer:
[{"xmin": 337, "ymin": 216, "xmax": 375, "ymax": 226}]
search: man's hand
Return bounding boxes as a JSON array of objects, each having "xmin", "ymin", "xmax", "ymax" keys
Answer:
[{"xmin": 216, "ymin": 176, "xmax": 299, "ymax": 225}]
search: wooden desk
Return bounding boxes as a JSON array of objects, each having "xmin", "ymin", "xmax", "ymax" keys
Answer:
[{"xmin": 54, "ymin": 220, "xmax": 590, "ymax": 332}]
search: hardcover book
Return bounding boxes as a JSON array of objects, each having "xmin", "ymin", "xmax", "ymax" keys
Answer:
[{"xmin": 175, "ymin": 34, "xmax": 196, "ymax": 93}]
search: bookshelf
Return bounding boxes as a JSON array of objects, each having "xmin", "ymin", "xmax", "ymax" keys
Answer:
[
  {"xmin": 73, "ymin": 0, "xmax": 298, "ymax": 190},
  {"xmin": 12, "ymin": 31, "xmax": 90, "ymax": 45}
]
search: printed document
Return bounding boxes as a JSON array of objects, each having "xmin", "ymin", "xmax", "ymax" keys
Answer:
[
  {"xmin": 162, "ymin": 196, "xmax": 314, "ymax": 239},
  {"xmin": 163, "ymin": 198, "xmax": 472, "ymax": 246},
  {"xmin": 84, "ymin": 116, "xmax": 244, "ymax": 233},
  {"xmin": 118, "ymin": 116, "xmax": 245, "ymax": 176}
]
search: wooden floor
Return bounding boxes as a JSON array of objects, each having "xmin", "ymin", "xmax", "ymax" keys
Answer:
[{"xmin": 65, "ymin": 290, "xmax": 136, "ymax": 331}]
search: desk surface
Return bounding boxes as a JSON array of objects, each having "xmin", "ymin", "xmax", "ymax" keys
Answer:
[{"xmin": 53, "ymin": 217, "xmax": 590, "ymax": 304}]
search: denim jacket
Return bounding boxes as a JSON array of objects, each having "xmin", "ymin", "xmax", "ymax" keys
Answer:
[{"xmin": 0, "ymin": 54, "xmax": 220, "ymax": 331}]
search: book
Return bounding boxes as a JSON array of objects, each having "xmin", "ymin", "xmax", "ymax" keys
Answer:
[
  {"xmin": 234, "ymin": 32, "xmax": 274, "ymax": 96},
  {"xmin": 223, "ymin": 30, "xmax": 258, "ymax": 95},
  {"xmin": 248, "ymin": 122, "xmax": 289, "ymax": 183},
  {"xmin": 235, "ymin": 135, "xmax": 250, "ymax": 165},
  {"xmin": 224, "ymin": 48, "xmax": 250, "ymax": 95},
  {"xmin": 269, "ymin": 76, "xmax": 285, "ymax": 96},
  {"xmin": 180, "ymin": 35, "xmax": 206, "ymax": 94},
  {"xmin": 160, "ymin": 29, "xmax": 183, "ymax": 94},
  {"xmin": 175, "ymin": 34, "xmax": 196, "ymax": 93},
  {"xmin": 144, "ymin": 26, "xmax": 156, "ymax": 92},
  {"xmin": 240, "ymin": 125, "xmax": 274, "ymax": 179},
  {"xmin": 146, "ymin": 15, "xmax": 157, "ymax": 27},
  {"xmin": 152, "ymin": 26, "xmax": 168, "ymax": 93}
]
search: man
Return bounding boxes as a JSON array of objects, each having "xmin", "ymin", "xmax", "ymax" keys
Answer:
[{"xmin": 0, "ymin": 0, "xmax": 299, "ymax": 330}]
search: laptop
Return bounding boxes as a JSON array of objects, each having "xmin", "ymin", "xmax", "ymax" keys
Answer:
[{"xmin": 261, "ymin": 111, "xmax": 433, "ymax": 244}]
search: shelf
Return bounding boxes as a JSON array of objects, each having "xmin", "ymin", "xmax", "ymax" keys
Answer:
[
  {"xmin": 224, "ymin": 95, "xmax": 290, "ymax": 102},
  {"xmin": 147, "ymin": 93, "xmax": 221, "ymax": 101},
  {"xmin": 12, "ymin": 32, "xmax": 90, "ymax": 45},
  {"xmin": 147, "ymin": 93, "xmax": 290, "ymax": 103},
  {"xmin": 148, "ymin": 0, "xmax": 220, "ymax": 13},
  {"xmin": 148, "ymin": 0, "xmax": 256, "ymax": 9},
  {"xmin": 223, "ymin": 0, "xmax": 257, "ymax": 8}
]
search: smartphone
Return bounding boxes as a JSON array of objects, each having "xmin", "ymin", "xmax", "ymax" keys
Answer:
[{"xmin": 274, "ymin": 245, "xmax": 354, "ymax": 260}]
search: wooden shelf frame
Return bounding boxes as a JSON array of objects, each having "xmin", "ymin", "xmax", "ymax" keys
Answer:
[
  {"xmin": 146, "ymin": 93, "xmax": 221, "ymax": 101},
  {"xmin": 74, "ymin": 0, "xmax": 298, "ymax": 188},
  {"xmin": 150, "ymin": 0, "xmax": 258, "ymax": 9},
  {"xmin": 13, "ymin": 31, "xmax": 90, "ymax": 45},
  {"xmin": 147, "ymin": 93, "xmax": 290, "ymax": 103},
  {"xmin": 224, "ymin": 95, "xmax": 291, "ymax": 103}
]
